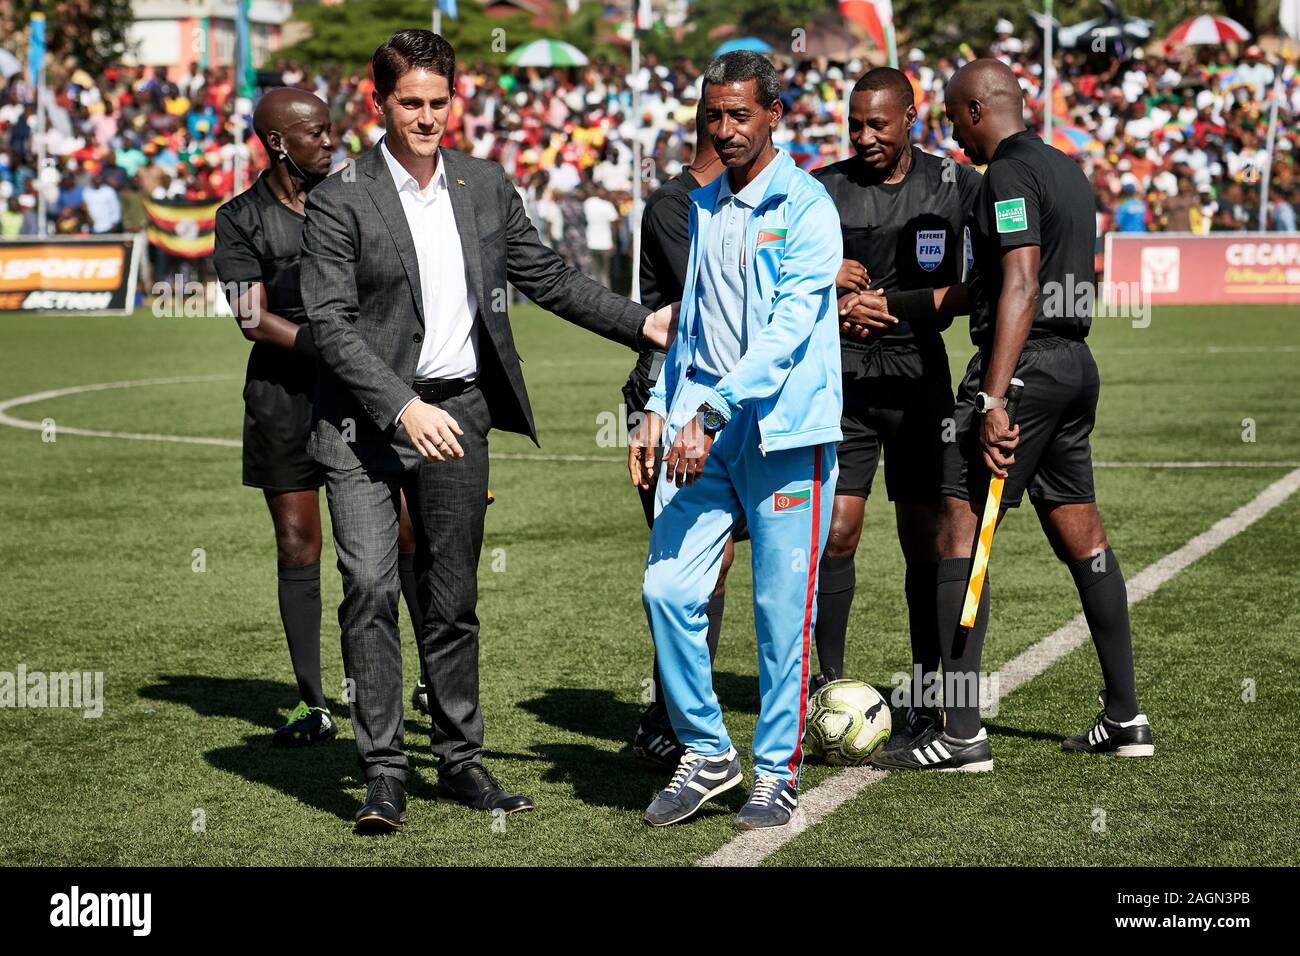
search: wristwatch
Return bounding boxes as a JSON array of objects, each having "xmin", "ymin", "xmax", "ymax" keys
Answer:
[
  {"xmin": 974, "ymin": 391, "xmax": 1007, "ymax": 414},
  {"xmin": 698, "ymin": 403, "xmax": 727, "ymax": 433}
]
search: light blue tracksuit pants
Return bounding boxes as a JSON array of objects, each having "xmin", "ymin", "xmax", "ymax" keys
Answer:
[{"xmin": 643, "ymin": 373, "xmax": 837, "ymax": 786}]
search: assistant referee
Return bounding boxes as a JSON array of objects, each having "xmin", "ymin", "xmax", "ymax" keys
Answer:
[{"xmin": 873, "ymin": 59, "xmax": 1153, "ymax": 774}]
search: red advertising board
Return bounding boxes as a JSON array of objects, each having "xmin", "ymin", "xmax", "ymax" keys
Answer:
[{"xmin": 1104, "ymin": 232, "xmax": 1300, "ymax": 305}]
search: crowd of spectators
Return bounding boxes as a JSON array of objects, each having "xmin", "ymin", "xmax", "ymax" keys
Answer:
[{"xmin": 1, "ymin": 22, "xmax": 1297, "ymax": 292}]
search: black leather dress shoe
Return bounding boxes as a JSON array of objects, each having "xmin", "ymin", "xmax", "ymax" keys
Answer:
[
  {"xmin": 354, "ymin": 775, "xmax": 407, "ymax": 835},
  {"xmin": 436, "ymin": 764, "xmax": 534, "ymax": 814}
]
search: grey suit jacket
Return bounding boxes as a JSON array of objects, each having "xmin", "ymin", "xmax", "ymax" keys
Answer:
[{"xmin": 299, "ymin": 144, "xmax": 650, "ymax": 472}]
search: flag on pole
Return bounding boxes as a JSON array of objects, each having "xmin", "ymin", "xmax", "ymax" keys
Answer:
[
  {"xmin": 440, "ymin": 0, "xmax": 459, "ymax": 19},
  {"xmin": 1282, "ymin": 0, "xmax": 1300, "ymax": 41},
  {"xmin": 27, "ymin": 1, "xmax": 46, "ymax": 84},
  {"xmin": 839, "ymin": 0, "xmax": 893, "ymax": 53},
  {"xmin": 234, "ymin": 0, "xmax": 256, "ymax": 99},
  {"xmin": 635, "ymin": 0, "xmax": 654, "ymax": 31}
]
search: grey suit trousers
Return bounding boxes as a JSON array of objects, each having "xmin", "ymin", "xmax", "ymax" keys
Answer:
[{"xmin": 326, "ymin": 384, "xmax": 492, "ymax": 782}]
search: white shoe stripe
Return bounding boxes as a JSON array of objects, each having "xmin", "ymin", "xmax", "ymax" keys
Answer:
[
  {"xmin": 1097, "ymin": 722, "xmax": 1110, "ymax": 740},
  {"xmin": 686, "ymin": 780, "xmax": 710, "ymax": 794},
  {"xmin": 697, "ymin": 768, "xmax": 730, "ymax": 780},
  {"xmin": 912, "ymin": 747, "xmax": 928, "ymax": 764},
  {"xmin": 923, "ymin": 745, "xmax": 940, "ymax": 763},
  {"xmin": 933, "ymin": 741, "xmax": 951, "ymax": 760}
]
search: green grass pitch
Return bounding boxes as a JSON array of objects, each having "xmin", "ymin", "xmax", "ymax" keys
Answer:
[{"xmin": 0, "ymin": 301, "xmax": 1297, "ymax": 866}]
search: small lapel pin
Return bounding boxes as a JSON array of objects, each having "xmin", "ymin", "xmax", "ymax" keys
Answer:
[{"xmin": 456, "ymin": 179, "xmax": 467, "ymax": 186}]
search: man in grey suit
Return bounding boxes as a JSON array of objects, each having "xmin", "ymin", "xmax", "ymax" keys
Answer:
[{"xmin": 300, "ymin": 29, "xmax": 676, "ymax": 834}]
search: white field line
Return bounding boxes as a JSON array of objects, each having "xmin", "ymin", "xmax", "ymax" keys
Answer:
[
  {"xmin": 697, "ymin": 464, "xmax": 1300, "ymax": 868},
  {"xmin": 1, "ymin": 378, "xmax": 1296, "ymax": 469}
]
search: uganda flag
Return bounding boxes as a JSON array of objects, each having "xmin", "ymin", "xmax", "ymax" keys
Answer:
[{"xmin": 143, "ymin": 197, "xmax": 222, "ymax": 258}]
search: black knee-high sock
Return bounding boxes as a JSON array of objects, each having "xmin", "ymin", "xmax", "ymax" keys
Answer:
[
  {"xmin": 398, "ymin": 552, "xmax": 429, "ymax": 686},
  {"xmin": 936, "ymin": 557, "xmax": 989, "ymax": 739},
  {"xmin": 905, "ymin": 560, "xmax": 941, "ymax": 686},
  {"xmin": 277, "ymin": 562, "xmax": 325, "ymax": 709},
  {"xmin": 814, "ymin": 554, "xmax": 855, "ymax": 681},
  {"xmin": 1069, "ymin": 548, "xmax": 1139, "ymax": 721},
  {"xmin": 705, "ymin": 592, "xmax": 725, "ymax": 662}
]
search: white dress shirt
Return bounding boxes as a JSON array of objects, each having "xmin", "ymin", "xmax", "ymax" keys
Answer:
[{"xmin": 381, "ymin": 140, "xmax": 480, "ymax": 387}]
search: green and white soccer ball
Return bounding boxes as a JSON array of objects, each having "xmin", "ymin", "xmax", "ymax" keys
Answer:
[{"xmin": 804, "ymin": 679, "xmax": 891, "ymax": 766}]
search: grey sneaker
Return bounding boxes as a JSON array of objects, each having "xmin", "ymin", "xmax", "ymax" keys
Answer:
[
  {"xmin": 735, "ymin": 774, "xmax": 798, "ymax": 830},
  {"xmin": 643, "ymin": 747, "xmax": 742, "ymax": 827}
]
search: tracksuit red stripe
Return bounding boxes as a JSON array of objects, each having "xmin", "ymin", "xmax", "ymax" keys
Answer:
[{"xmin": 788, "ymin": 445, "xmax": 821, "ymax": 783}]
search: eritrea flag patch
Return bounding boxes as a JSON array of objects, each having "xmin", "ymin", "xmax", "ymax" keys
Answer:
[
  {"xmin": 772, "ymin": 487, "xmax": 811, "ymax": 514},
  {"xmin": 755, "ymin": 227, "xmax": 787, "ymax": 251}
]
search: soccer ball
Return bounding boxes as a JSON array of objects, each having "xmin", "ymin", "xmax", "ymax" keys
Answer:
[{"xmin": 803, "ymin": 679, "xmax": 891, "ymax": 766}]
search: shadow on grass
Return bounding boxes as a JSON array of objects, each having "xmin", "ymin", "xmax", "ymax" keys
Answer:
[
  {"xmin": 141, "ymin": 674, "xmax": 412, "ymax": 822},
  {"xmin": 518, "ymin": 672, "xmax": 761, "ymax": 744},
  {"xmin": 983, "ymin": 721, "xmax": 1067, "ymax": 744}
]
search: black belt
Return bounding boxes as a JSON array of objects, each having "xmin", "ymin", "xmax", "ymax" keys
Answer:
[{"xmin": 412, "ymin": 377, "xmax": 475, "ymax": 403}]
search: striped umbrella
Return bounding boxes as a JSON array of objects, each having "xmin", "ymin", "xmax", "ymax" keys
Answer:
[
  {"xmin": 504, "ymin": 39, "xmax": 589, "ymax": 68},
  {"xmin": 1050, "ymin": 124, "xmax": 1102, "ymax": 155},
  {"xmin": 1165, "ymin": 15, "xmax": 1252, "ymax": 46}
]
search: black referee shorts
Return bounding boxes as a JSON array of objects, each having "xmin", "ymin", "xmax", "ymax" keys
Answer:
[
  {"xmin": 837, "ymin": 342, "xmax": 954, "ymax": 502},
  {"xmin": 242, "ymin": 343, "xmax": 325, "ymax": 493},
  {"xmin": 940, "ymin": 337, "xmax": 1099, "ymax": 509}
]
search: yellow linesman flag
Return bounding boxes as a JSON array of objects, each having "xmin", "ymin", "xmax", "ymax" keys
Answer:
[{"xmin": 143, "ymin": 197, "xmax": 223, "ymax": 258}]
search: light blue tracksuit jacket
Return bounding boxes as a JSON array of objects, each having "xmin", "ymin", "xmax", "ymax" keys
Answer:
[{"xmin": 642, "ymin": 148, "xmax": 844, "ymax": 786}]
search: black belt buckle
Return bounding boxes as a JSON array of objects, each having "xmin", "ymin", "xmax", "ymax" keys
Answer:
[{"xmin": 412, "ymin": 378, "xmax": 472, "ymax": 403}]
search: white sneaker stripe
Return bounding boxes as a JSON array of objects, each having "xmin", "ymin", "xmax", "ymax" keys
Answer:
[
  {"xmin": 1097, "ymin": 722, "xmax": 1110, "ymax": 740},
  {"xmin": 923, "ymin": 745, "xmax": 940, "ymax": 763},
  {"xmin": 912, "ymin": 747, "xmax": 929, "ymax": 764},
  {"xmin": 686, "ymin": 780, "xmax": 710, "ymax": 794},
  {"xmin": 933, "ymin": 741, "xmax": 951, "ymax": 760},
  {"xmin": 697, "ymin": 768, "xmax": 730, "ymax": 780}
]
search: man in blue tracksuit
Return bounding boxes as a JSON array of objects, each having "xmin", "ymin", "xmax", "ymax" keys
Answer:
[{"xmin": 629, "ymin": 51, "xmax": 843, "ymax": 831}]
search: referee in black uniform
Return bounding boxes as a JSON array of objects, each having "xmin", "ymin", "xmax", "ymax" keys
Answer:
[
  {"xmin": 215, "ymin": 88, "xmax": 431, "ymax": 745},
  {"xmin": 623, "ymin": 84, "xmax": 731, "ymax": 767},
  {"xmin": 810, "ymin": 68, "xmax": 979, "ymax": 737},
  {"xmin": 873, "ymin": 59, "xmax": 1153, "ymax": 774}
]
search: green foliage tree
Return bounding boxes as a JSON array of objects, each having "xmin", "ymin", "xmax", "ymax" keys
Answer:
[
  {"xmin": 2, "ymin": 0, "xmax": 133, "ymax": 76},
  {"xmin": 281, "ymin": 0, "xmax": 627, "ymax": 71}
]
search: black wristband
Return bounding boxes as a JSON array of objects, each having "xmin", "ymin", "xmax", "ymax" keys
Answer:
[
  {"xmin": 292, "ymin": 324, "xmax": 319, "ymax": 359},
  {"xmin": 884, "ymin": 288, "xmax": 939, "ymax": 326}
]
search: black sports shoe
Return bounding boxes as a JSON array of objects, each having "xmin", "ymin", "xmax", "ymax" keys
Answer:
[
  {"xmin": 810, "ymin": 670, "xmax": 837, "ymax": 692},
  {"xmin": 411, "ymin": 680, "xmax": 430, "ymax": 717},
  {"xmin": 885, "ymin": 704, "xmax": 943, "ymax": 751},
  {"xmin": 272, "ymin": 701, "xmax": 337, "ymax": 747},
  {"xmin": 644, "ymin": 747, "xmax": 742, "ymax": 827},
  {"xmin": 871, "ymin": 725, "xmax": 993, "ymax": 773},
  {"xmin": 735, "ymin": 775, "xmax": 798, "ymax": 830},
  {"xmin": 633, "ymin": 702, "xmax": 686, "ymax": 768},
  {"xmin": 1063, "ymin": 692, "xmax": 1154, "ymax": 757}
]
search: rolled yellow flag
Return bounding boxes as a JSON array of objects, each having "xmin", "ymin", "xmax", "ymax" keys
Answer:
[{"xmin": 960, "ymin": 378, "xmax": 1024, "ymax": 628}]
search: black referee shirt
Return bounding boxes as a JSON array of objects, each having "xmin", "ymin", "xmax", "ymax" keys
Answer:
[
  {"xmin": 967, "ymin": 129, "xmax": 1096, "ymax": 346},
  {"xmin": 639, "ymin": 169, "xmax": 699, "ymax": 311},
  {"xmin": 214, "ymin": 173, "xmax": 310, "ymax": 385},
  {"xmin": 813, "ymin": 146, "xmax": 982, "ymax": 345}
]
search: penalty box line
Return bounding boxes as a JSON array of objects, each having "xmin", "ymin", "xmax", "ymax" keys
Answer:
[{"xmin": 697, "ymin": 464, "xmax": 1300, "ymax": 868}]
